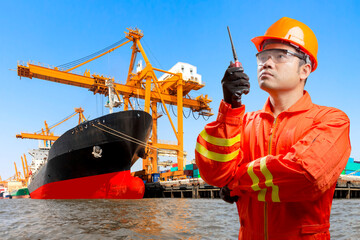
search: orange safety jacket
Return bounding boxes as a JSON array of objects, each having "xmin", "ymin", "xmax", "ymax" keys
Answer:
[{"xmin": 195, "ymin": 91, "xmax": 351, "ymax": 240}]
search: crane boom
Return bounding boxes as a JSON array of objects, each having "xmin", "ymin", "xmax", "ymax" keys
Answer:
[
  {"xmin": 16, "ymin": 133, "xmax": 59, "ymax": 141},
  {"xmin": 17, "ymin": 63, "xmax": 211, "ymax": 112},
  {"xmin": 16, "ymin": 107, "xmax": 85, "ymax": 142}
]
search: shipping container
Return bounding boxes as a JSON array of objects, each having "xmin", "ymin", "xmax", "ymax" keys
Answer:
[
  {"xmin": 185, "ymin": 164, "xmax": 193, "ymax": 170},
  {"xmin": 185, "ymin": 164, "xmax": 198, "ymax": 170},
  {"xmin": 171, "ymin": 167, "xmax": 178, "ymax": 172},
  {"xmin": 345, "ymin": 158, "xmax": 360, "ymax": 170},
  {"xmin": 184, "ymin": 170, "xmax": 193, "ymax": 176},
  {"xmin": 193, "ymin": 169, "xmax": 200, "ymax": 178},
  {"xmin": 152, "ymin": 173, "xmax": 160, "ymax": 182}
]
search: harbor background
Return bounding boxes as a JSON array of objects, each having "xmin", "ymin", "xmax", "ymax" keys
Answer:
[
  {"xmin": 1, "ymin": 0, "xmax": 360, "ymax": 179},
  {"xmin": 1, "ymin": 198, "xmax": 359, "ymax": 240},
  {"xmin": 1, "ymin": 2, "xmax": 360, "ymax": 239}
]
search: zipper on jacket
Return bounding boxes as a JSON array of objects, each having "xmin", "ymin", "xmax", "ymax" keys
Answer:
[
  {"xmin": 265, "ymin": 117, "xmax": 278, "ymax": 240},
  {"xmin": 268, "ymin": 117, "xmax": 278, "ymax": 155}
]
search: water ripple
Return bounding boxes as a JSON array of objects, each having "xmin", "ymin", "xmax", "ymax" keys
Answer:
[{"xmin": 0, "ymin": 198, "xmax": 358, "ymax": 239}]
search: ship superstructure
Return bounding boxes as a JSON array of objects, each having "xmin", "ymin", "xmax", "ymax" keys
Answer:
[{"xmin": 28, "ymin": 147, "xmax": 50, "ymax": 177}]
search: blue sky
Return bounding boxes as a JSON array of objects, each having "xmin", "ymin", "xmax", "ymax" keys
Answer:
[{"xmin": 0, "ymin": 1, "xmax": 359, "ymax": 179}]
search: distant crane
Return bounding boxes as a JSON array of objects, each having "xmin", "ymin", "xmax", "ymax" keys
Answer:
[
  {"xmin": 2, "ymin": 155, "xmax": 33, "ymax": 188},
  {"xmin": 16, "ymin": 107, "xmax": 87, "ymax": 146},
  {"xmin": 21, "ymin": 154, "xmax": 30, "ymax": 184}
]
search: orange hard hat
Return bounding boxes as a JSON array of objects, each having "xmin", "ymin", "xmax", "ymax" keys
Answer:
[{"xmin": 252, "ymin": 17, "xmax": 318, "ymax": 71}]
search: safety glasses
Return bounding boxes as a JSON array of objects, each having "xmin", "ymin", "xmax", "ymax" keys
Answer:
[{"xmin": 256, "ymin": 49, "xmax": 307, "ymax": 65}]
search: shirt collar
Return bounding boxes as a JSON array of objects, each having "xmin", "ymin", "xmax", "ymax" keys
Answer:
[{"xmin": 261, "ymin": 91, "xmax": 314, "ymax": 115}]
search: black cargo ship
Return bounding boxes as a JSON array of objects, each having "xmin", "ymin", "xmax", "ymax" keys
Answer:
[{"xmin": 28, "ymin": 110, "xmax": 152, "ymax": 199}]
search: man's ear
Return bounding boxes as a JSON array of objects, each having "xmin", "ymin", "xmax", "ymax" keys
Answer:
[{"xmin": 300, "ymin": 63, "xmax": 311, "ymax": 81}]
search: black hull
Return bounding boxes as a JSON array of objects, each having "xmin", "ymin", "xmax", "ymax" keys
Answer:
[{"xmin": 28, "ymin": 110, "xmax": 152, "ymax": 197}]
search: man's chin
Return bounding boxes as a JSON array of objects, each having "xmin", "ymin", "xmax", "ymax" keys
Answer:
[{"xmin": 258, "ymin": 82, "xmax": 273, "ymax": 92}]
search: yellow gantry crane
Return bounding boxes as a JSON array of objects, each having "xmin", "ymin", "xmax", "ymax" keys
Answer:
[
  {"xmin": 17, "ymin": 28, "xmax": 213, "ymax": 179},
  {"xmin": 0, "ymin": 159, "xmax": 29, "ymax": 188},
  {"xmin": 21, "ymin": 154, "xmax": 30, "ymax": 184},
  {"xmin": 12, "ymin": 161, "xmax": 27, "ymax": 186},
  {"xmin": 1, "ymin": 156, "xmax": 29, "ymax": 187}
]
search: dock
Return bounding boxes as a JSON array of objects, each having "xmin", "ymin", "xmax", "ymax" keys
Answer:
[
  {"xmin": 334, "ymin": 175, "xmax": 360, "ymax": 199},
  {"xmin": 144, "ymin": 179, "xmax": 221, "ymax": 199},
  {"xmin": 144, "ymin": 175, "xmax": 360, "ymax": 199}
]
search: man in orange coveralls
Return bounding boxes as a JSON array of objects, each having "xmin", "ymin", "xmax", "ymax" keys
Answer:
[{"xmin": 195, "ymin": 17, "xmax": 351, "ymax": 240}]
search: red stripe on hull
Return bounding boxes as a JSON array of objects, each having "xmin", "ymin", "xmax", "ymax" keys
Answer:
[{"xmin": 30, "ymin": 170, "xmax": 145, "ymax": 199}]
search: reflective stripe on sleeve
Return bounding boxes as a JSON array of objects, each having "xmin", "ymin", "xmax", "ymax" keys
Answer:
[
  {"xmin": 260, "ymin": 157, "xmax": 280, "ymax": 202},
  {"xmin": 199, "ymin": 129, "xmax": 240, "ymax": 147},
  {"xmin": 246, "ymin": 157, "xmax": 280, "ymax": 202},
  {"xmin": 247, "ymin": 161, "xmax": 261, "ymax": 191},
  {"xmin": 247, "ymin": 160, "xmax": 267, "ymax": 201},
  {"xmin": 196, "ymin": 142, "xmax": 239, "ymax": 162}
]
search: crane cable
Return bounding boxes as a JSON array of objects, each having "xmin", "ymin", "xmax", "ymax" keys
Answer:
[
  {"xmin": 169, "ymin": 104, "xmax": 192, "ymax": 119},
  {"xmin": 35, "ymin": 111, "xmax": 77, "ymax": 134},
  {"xmin": 183, "ymin": 108, "xmax": 191, "ymax": 119},
  {"xmin": 170, "ymin": 104, "xmax": 177, "ymax": 117},
  {"xmin": 142, "ymin": 39, "xmax": 163, "ymax": 69},
  {"xmin": 159, "ymin": 102, "xmax": 167, "ymax": 116},
  {"xmin": 57, "ymin": 37, "xmax": 128, "ymax": 70},
  {"xmin": 192, "ymin": 110, "xmax": 200, "ymax": 120},
  {"xmin": 202, "ymin": 114, "xmax": 210, "ymax": 121}
]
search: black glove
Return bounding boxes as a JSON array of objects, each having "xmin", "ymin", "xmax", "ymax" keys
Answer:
[
  {"xmin": 221, "ymin": 65, "xmax": 250, "ymax": 108},
  {"xmin": 220, "ymin": 185, "xmax": 239, "ymax": 204}
]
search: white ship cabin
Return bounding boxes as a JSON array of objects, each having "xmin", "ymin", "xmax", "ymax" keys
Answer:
[
  {"xmin": 29, "ymin": 147, "xmax": 50, "ymax": 175},
  {"xmin": 158, "ymin": 62, "xmax": 202, "ymax": 85}
]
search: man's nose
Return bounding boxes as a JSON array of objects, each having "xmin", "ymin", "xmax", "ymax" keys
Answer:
[{"xmin": 261, "ymin": 57, "xmax": 275, "ymax": 69}]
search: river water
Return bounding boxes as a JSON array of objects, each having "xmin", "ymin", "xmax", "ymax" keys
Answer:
[{"xmin": 0, "ymin": 198, "xmax": 359, "ymax": 240}]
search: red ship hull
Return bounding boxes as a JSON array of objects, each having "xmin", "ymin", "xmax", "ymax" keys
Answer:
[{"xmin": 30, "ymin": 170, "xmax": 145, "ymax": 199}]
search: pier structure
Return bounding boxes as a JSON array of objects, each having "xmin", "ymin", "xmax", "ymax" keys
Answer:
[
  {"xmin": 144, "ymin": 175, "xmax": 360, "ymax": 199},
  {"xmin": 335, "ymin": 175, "xmax": 360, "ymax": 199}
]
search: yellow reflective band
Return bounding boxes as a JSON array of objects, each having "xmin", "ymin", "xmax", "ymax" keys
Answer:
[
  {"xmin": 200, "ymin": 129, "xmax": 240, "ymax": 147},
  {"xmin": 260, "ymin": 157, "xmax": 280, "ymax": 202},
  {"xmin": 247, "ymin": 161, "xmax": 261, "ymax": 191},
  {"xmin": 196, "ymin": 142, "xmax": 239, "ymax": 162},
  {"xmin": 258, "ymin": 188, "xmax": 266, "ymax": 202}
]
